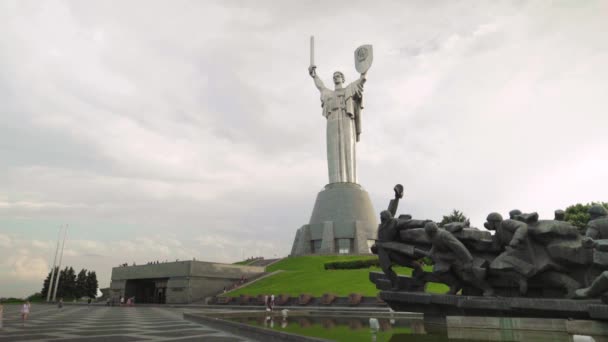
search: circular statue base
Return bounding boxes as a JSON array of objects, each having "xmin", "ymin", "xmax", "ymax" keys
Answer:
[{"xmin": 290, "ymin": 183, "xmax": 378, "ymax": 256}]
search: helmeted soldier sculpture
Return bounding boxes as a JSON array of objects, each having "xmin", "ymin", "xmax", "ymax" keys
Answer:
[
  {"xmin": 373, "ymin": 184, "xmax": 427, "ymax": 290},
  {"xmin": 585, "ymin": 204, "xmax": 608, "ymax": 239},
  {"xmin": 484, "ymin": 212, "xmax": 536, "ymax": 295},
  {"xmin": 424, "ymin": 222, "xmax": 494, "ymax": 296},
  {"xmin": 554, "ymin": 209, "xmax": 566, "ymax": 221}
]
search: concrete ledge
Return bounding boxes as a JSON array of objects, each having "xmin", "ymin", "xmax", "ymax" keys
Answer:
[
  {"xmin": 371, "ymin": 271, "xmax": 608, "ymax": 320},
  {"xmin": 448, "ymin": 316, "xmax": 608, "ymax": 337},
  {"xmin": 379, "ymin": 289, "xmax": 604, "ymax": 320},
  {"xmin": 211, "ymin": 295, "xmax": 387, "ymax": 308}
]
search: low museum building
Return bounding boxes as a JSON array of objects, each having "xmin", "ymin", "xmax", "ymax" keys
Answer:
[{"xmin": 110, "ymin": 260, "xmax": 264, "ymax": 304}]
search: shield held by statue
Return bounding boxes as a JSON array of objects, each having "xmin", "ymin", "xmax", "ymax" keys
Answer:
[{"xmin": 354, "ymin": 45, "xmax": 373, "ymax": 74}]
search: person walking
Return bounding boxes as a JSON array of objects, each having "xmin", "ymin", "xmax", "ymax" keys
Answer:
[
  {"xmin": 58, "ymin": 298, "xmax": 63, "ymax": 309},
  {"xmin": 20, "ymin": 301, "xmax": 30, "ymax": 326},
  {"xmin": 270, "ymin": 294, "xmax": 275, "ymax": 311}
]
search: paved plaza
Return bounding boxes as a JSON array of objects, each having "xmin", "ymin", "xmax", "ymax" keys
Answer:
[{"xmin": 0, "ymin": 304, "xmax": 256, "ymax": 341}]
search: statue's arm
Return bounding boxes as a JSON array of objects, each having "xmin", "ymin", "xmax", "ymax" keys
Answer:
[
  {"xmin": 313, "ymin": 75, "xmax": 327, "ymax": 92},
  {"xmin": 428, "ymin": 245, "xmax": 436, "ymax": 259},
  {"xmin": 387, "ymin": 198, "xmax": 399, "ymax": 218},
  {"xmin": 308, "ymin": 66, "xmax": 327, "ymax": 92},
  {"xmin": 343, "ymin": 74, "xmax": 366, "ymax": 103},
  {"xmin": 387, "ymin": 184, "xmax": 403, "ymax": 217}
]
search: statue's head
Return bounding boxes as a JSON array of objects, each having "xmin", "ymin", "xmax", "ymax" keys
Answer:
[
  {"xmin": 554, "ymin": 209, "xmax": 565, "ymax": 221},
  {"xmin": 424, "ymin": 222, "xmax": 439, "ymax": 238},
  {"xmin": 333, "ymin": 71, "xmax": 345, "ymax": 86},
  {"xmin": 508, "ymin": 209, "xmax": 522, "ymax": 219},
  {"xmin": 380, "ymin": 210, "xmax": 392, "ymax": 223},
  {"xmin": 484, "ymin": 212, "xmax": 503, "ymax": 230}
]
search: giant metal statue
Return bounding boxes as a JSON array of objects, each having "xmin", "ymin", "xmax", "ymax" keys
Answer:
[
  {"xmin": 290, "ymin": 38, "xmax": 377, "ymax": 257},
  {"xmin": 308, "ymin": 36, "xmax": 372, "ymax": 184}
]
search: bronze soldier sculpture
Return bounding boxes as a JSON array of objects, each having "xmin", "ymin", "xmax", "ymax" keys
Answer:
[
  {"xmin": 424, "ymin": 222, "xmax": 494, "ymax": 296},
  {"xmin": 484, "ymin": 212, "xmax": 536, "ymax": 295},
  {"xmin": 585, "ymin": 205, "xmax": 608, "ymax": 239},
  {"xmin": 374, "ymin": 185, "xmax": 427, "ymax": 290}
]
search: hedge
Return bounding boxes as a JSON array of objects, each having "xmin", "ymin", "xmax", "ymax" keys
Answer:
[{"xmin": 324, "ymin": 258, "xmax": 380, "ymax": 270}]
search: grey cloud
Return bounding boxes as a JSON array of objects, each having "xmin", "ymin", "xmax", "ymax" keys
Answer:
[{"xmin": 2, "ymin": 1, "xmax": 608, "ymax": 297}]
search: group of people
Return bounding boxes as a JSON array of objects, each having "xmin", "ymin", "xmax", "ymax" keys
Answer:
[
  {"xmin": 223, "ymin": 275, "xmax": 250, "ymax": 293},
  {"xmin": 265, "ymin": 294, "xmax": 275, "ymax": 312},
  {"xmin": 244, "ymin": 256, "xmax": 264, "ymax": 262},
  {"xmin": 0, "ymin": 301, "xmax": 33, "ymax": 327},
  {"xmin": 263, "ymin": 312, "xmax": 289, "ymax": 329},
  {"xmin": 119, "ymin": 257, "xmax": 205, "ymax": 268},
  {"xmin": 145, "ymin": 260, "xmax": 165, "ymax": 265},
  {"xmin": 119, "ymin": 296, "xmax": 135, "ymax": 306},
  {"xmin": 375, "ymin": 184, "xmax": 608, "ymax": 298}
]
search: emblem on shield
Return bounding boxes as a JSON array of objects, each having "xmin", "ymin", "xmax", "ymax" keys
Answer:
[{"xmin": 354, "ymin": 45, "xmax": 373, "ymax": 74}]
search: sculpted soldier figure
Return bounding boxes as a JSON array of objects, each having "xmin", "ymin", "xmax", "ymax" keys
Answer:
[
  {"xmin": 554, "ymin": 209, "xmax": 566, "ymax": 221},
  {"xmin": 484, "ymin": 213, "xmax": 536, "ymax": 295},
  {"xmin": 584, "ymin": 204, "xmax": 608, "ymax": 239},
  {"xmin": 375, "ymin": 185, "xmax": 426, "ymax": 290},
  {"xmin": 424, "ymin": 222, "xmax": 494, "ymax": 296},
  {"xmin": 510, "ymin": 209, "xmax": 539, "ymax": 224},
  {"xmin": 509, "ymin": 209, "xmax": 522, "ymax": 220}
]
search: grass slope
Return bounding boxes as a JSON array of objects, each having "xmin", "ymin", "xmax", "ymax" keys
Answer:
[{"xmin": 227, "ymin": 255, "xmax": 448, "ymax": 297}]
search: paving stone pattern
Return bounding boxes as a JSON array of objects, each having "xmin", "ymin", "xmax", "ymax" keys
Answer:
[{"xmin": 0, "ymin": 305, "xmax": 256, "ymax": 341}]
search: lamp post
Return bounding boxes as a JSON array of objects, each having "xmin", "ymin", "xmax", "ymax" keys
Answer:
[
  {"xmin": 46, "ymin": 227, "xmax": 62, "ymax": 302},
  {"xmin": 51, "ymin": 225, "xmax": 68, "ymax": 302}
]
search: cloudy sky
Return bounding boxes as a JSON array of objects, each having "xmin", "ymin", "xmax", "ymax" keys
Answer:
[{"xmin": 2, "ymin": 0, "xmax": 608, "ymax": 298}]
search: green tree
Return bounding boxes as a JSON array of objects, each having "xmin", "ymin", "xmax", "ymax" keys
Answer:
[
  {"xmin": 65, "ymin": 267, "xmax": 77, "ymax": 298},
  {"xmin": 439, "ymin": 209, "xmax": 470, "ymax": 227},
  {"xmin": 27, "ymin": 293, "xmax": 44, "ymax": 302},
  {"xmin": 41, "ymin": 266, "xmax": 97, "ymax": 300},
  {"xmin": 85, "ymin": 271, "xmax": 98, "ymax": 298},
  {"xmin": 75, "ymin": 269, "xmax": 88, "ymax": 298},
  {"xmin": 56, "ymin": 267, "xmax": 77, "ymax": 299},
  {"xmin": 565, "ymin": 202, "xmax": 608, "ymax": 231}
]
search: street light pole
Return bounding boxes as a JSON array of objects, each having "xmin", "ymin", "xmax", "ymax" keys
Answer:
[
  {"xmin": 51, "ymin": 225, "xmax": 68, "ymax": 302},
  {"xmin": 46, "ymin": 227, "xmax": 62, "ymax": 302}
]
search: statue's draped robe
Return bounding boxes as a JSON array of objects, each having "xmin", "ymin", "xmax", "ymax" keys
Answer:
[{"xmin": 318, "ymin": 78, "xmax": 365, "ymax": 184}]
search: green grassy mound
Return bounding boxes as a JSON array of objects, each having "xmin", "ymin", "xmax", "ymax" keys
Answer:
[{"xmin": 227, "ymin": 255, "xmax": 448, "ymax": 297}]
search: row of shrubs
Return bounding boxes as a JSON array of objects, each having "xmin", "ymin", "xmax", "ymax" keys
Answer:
[{"xmin": 324, "ymin": 258, "xmax": 380, "ymax": 270}]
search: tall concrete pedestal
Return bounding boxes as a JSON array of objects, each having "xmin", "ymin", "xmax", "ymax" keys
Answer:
[{"xmin": 290, "ymin": 182, "xmax": 378, "ymax": 256}]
